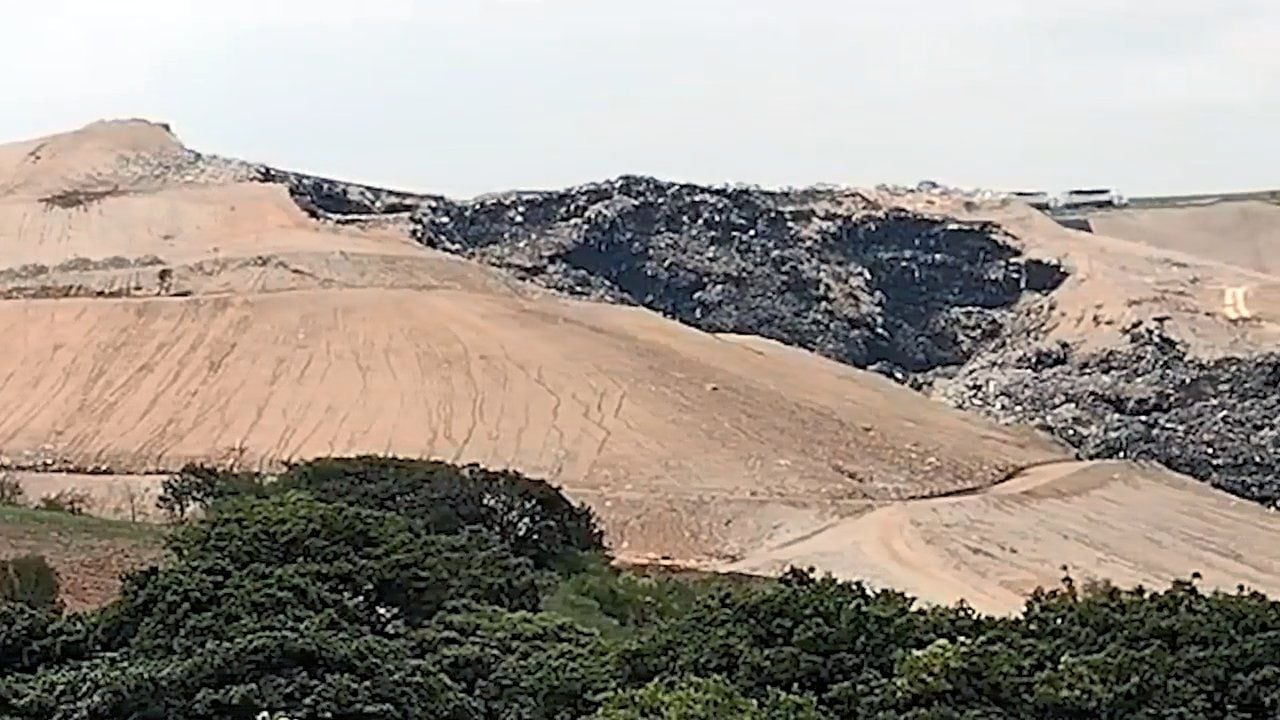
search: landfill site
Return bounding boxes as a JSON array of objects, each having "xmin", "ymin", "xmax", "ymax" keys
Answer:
[{"xmin": 1, "ymin": 119, "xmax": 1278, "ymax": 613}]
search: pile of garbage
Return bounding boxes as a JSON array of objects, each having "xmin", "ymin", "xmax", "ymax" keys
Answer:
[
  {"xmin": 257, "ymin": 166, "xmax": 448, "ymax": 219},
  {"xmin": 407, "ymin": 175, "xmax": 1066, "ymax": 375},
  {"xmin": 935, "ymin": 321, "xmax": 1280, "ymax": 507},
  {"xmin": 262, "ymin": 168, "xmax": 1278, "ymax": 509},
  {"xmin": 874, "ymin": 180, "xmax": 1010, "ymax": 203}
]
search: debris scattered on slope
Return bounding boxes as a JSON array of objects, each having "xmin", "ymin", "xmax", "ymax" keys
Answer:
[
  {"xmin": 257, "ymin": 166, "xmax": 449, "ymax": 219},
  {"xmin": 261, "ymin": 167, "xmax": 1279, "ymax": 510},
  {"xmin": 935, "ymin": 321, "xmax": 1280, "ymax": 507},
  {"xmin": 877, "ymin": 179, "xmax": 1011, "ymax": 204},
  {"xmin": 92, "ymin": 147, "xmax": 258, "ymax": 190},
  {"xmin": 0, "ymin": 255, "xmax": 165, "ymax": 282},
  {"xmin": 406, "ymin": 175, "xmax": 1067, "ymax": 375}
]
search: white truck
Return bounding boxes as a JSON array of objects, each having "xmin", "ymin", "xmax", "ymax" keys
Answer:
[{"xmin": 1059, "ymin": 188, "xmax": 1128, "ymax": 209}]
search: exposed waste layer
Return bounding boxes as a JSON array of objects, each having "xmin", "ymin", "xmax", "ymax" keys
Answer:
[
  {"xmin": 262, "ymin": 173, "xmax": 1067, "ymax": 376},
  {"xmin": 260, "ymin": 166, "xmax": 1280, "ymax": 511},
  {"xmin": 257, "ymin": 166, "xmax": 452, "ymax": 219},
  {"xmin": 411, "ymin": 177, "xmax": 1070, "ymax": 376},
  {"xmin": 934, "ymin": 322, "xmax": 1280, "ymax": 508}
]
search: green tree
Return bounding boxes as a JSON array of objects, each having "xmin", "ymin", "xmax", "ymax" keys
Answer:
[
  {"xmin": 620, "ymin": 568, "xmax": 987, "ymax": 716},
  {"xmin": 99, "ymin": 492, "xmax": 546, "ymax": 652},
  {"xmin": 0, "ymin": 603, "xmax": 91, "ymax": 674},
  {"xmin": 413, "ymin": 606, "xmax": 619, "ymax": 719},
  {"xmin": 155, "ymin": 462, "xmax": 270, "ymax": 520},
  {"xmin": 589, "ymin": 676, "xmax": 821, "ymax": 719},
  {"xmin": 4, "ymin": 628, "xmax": 479, "ymax": 720},
  {"xmin": 8, "ymin": 455, "xmax": 1280, "ymax": 720},
  {"xmin": 1016, "ymin": 579, "xmax": 1280, "ymax": 718},
  {"xmin": 275, "ymin": 456, "xmax": 605, "ymax": 568}
]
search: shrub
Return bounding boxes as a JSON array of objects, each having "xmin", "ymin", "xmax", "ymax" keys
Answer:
[
  {"xmin": 155, "ymin": 463, "xmax": 270, "ymax": 521},
  {"xmin": 618, "ymin": 568, "xmax": 992, "ymax": 716},
  {"xmin": 542, "ymin": 558, "xmax": 712, "ymax": 638},
  {"xmin": 107, "ymin": 493, "xmax": 547, "ymax": 647},
  {"xmin": 0, "ymin": 475, "xmax": 23, "ymax": 506},
  {"xmin": 0, "ymin": 603, "xmax": 90, "ymax": 673},
  {"xmin": 589, "ymin": 676, "xmax": 822, "ymax": 719},
  {"xmin": 3, "ymin": 629, "xmax": 480, "ymax": 720},
  {"xmin": 274, "ymin": 456, "xmax": 606, "ymax": 569},
  {"xmin": 154, "ymin": 456, "xmax": 604, "ymax": 570},
  {"xmin": 6, "ymin": 455, "xmax": 1280, "ymax": 719},
  {"xmin": 412, "ymin": 606, "xmax": 619, "ymax": 719},
  {"xmin": 0, "ymin": 555, "xmax": 60, "ymax": 611}
]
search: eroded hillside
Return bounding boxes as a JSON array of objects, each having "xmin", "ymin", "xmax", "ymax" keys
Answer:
[
  {"xmin": 0, "ymin": 120, "xmax": 1071, "ymax": 569},
  {"xmin": 1, "ymin": 119, "xmax": 1277, "ymax": 610},
  {"xmin": 266, "ymin": 165, "xmax": 1280, "ymax": 510}
]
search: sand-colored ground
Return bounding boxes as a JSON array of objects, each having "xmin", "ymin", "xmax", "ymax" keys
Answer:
[
  {"xmin": 0, "ymin": 120, "xmax": 1275, "ymax": 610},
  {"xmin": 3, "ymin": 471, "xmax": 167, "ymax": 521},
  {"xmin": 875, "ymin": 191, "xmax": 1280, "ymax": 356},
  {"xmin": 1088, "ymin": 202, "xmax": 1280, "ymax": 276},
  {"xmin": 0, "ymin": 120, "xmax": 1069, "ymax": 566},
  {"xmin": 728, "ymin": 460, "xmax": 1280, "ymax": 614},
  {"xmin": 1080, "ymin": 202, "xmax": 1280, "ymax": 338}
]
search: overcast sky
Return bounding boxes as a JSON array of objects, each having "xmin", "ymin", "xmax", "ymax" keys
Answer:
[{"xmin": 1, "ymin": 1, "xmax": 1275, "ymax": 198}]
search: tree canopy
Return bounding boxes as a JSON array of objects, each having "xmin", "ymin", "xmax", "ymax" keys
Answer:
[{"xmin": 3, "ymin": 456, "xmax": 1278, "ymax": 719}]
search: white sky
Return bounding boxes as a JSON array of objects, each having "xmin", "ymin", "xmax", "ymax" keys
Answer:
[{"xmin": 1, "ymin": 0, "xmax": 1276, "ymax": 198}]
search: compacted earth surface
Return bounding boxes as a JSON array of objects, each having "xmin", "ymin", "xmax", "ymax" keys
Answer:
[{"xmin": 1, "ymin": 119, "xmax": 1277, "ymax": 613}]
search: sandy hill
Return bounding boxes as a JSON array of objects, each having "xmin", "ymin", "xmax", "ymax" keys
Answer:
[
  {"xmin": 0, "ymin": 120, "xmax": 1067, "ymax": 566},
  {"xmin": 1081, "ymin": 202, "xmax": 1280, "ymax": 334},
  {"xmin": 1, "ymin": 119, "xmax": 1276, "ymax": 611},
  {"xmin": 729, "ymin": 460, "xmax": 1280, "ymax": 614},
  {"xmin": 1088, "ymin": 201, "xmax": 1280, "ymax": 276}
]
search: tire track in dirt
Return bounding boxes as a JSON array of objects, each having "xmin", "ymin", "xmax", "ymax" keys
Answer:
[{"xmin": 729, "ymin": 460, "xmax": 1280, "ymax": 614}]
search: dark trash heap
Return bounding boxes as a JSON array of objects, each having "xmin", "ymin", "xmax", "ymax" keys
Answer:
[
  {"xmin": 410, "ymin": 175, "xmax": 1068, "ymax": 376},
  {"xmin": 939, "ymin": 322, "xmax": 1280, "ymax": 507},
  {"xmin": 261, "ymin": 168, "xmax": 1279, "ymax": 509}
]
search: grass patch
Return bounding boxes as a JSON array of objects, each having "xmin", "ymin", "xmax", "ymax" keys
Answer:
[{"xmin": 0, "ymin": 505, "xmax": 163, "ymax": 544}]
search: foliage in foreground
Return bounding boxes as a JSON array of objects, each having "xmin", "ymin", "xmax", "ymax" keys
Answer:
[
  {"xmin": 589, "ymin": 676, "xmax": 822, "ymax": 719},
  {"xmin": 2, "ymin": 457, "xmax": 1279, "ymax": 719},
  {"xmin": 158, "ymin": 456, "xmax": 603, "ymax": 569},
  {"xmin": 0, "ymin": 555, "xmax": 60, "ymax": 612}
]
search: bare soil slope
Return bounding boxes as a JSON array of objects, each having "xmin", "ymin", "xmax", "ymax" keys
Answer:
[
  {"xmin": 0, "ymin": 120, "xmax": 1066, "ymax": 565},
  {"xmin": 1083, "ymin": 202, "xmax": 1280, "ymax": 332},
  {"xmin": 728, "ymin": 460, "xmax": 1280, "ymax": 614},
  {"xmin": 1088, "ymin": 201, "xmax": 1280, "ymax": 276},
  {"xmin": 2, "ymin": 120, "xmax": 1274, "ymax": 612},
  {"xmin": 873, "ymin": 191, "xmax": 1280, "ymax": 355}
]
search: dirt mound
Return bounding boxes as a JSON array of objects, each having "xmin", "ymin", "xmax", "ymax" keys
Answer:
[
  {"xmin": 1, "ymin": 119, "xmax": 1274, "ymax": 607},
  {"xmin": 1088, "ymin": 201, "xmax": 1280, "ymax": 276},
  {"xmin": 0, "ymin": 288, "xmax": 1067, "ymax": 561},
  {"xmin": 728, "ymin": 460, "xmax": 1280, "ymax": 615},
  {"xmin": 0, "ymin": 120, "xmax": 1070, "ymax": 566},
  {"xmin": 0, "ymin": 119, "xmax": 254, "ymax": 200}
]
